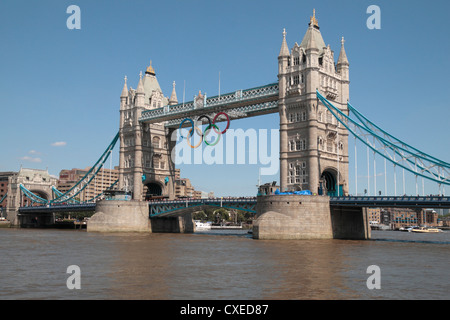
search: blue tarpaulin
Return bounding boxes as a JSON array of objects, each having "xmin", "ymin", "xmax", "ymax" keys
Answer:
[{"xmin": 274, "ymin": 189, "xmax": 312, "ymax": 195}]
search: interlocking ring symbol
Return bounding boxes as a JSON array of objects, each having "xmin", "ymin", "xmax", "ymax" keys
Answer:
[{"xmin": 179, "ymin": 112, "xmax": 230, "ymax": 148}]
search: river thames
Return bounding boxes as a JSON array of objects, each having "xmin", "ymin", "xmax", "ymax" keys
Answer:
[{"xmin": 0, "ymin": 228, "xmax": 448, "ymax": 300}]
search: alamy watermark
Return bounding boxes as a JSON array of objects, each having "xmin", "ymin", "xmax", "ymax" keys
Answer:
[
  {"xmin": 66, "ymin": 265, "xmax": 81, "ymax": 289},
  {"xmin": 171, "ymin": 126, "xmax": 279, "ymax": 176},
  {"xmin": 66, "ymin": 5, "xmax": 81, "ymax": 30},
  {"xmin": 366, "ymin": 265, "xmax": 381, "ymax": 290},
  {"xmin": 366, "ymin": 5, "xmax": 381, "ymax": 30}
]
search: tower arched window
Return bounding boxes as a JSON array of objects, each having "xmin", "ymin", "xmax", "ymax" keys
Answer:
[
  {"xmin": 152, "ymin": 136, "xmax": 160, "ymax": 148},
  {"xmin": 290, "ymin": 140, "xmax": 295, "ymax": 151}
]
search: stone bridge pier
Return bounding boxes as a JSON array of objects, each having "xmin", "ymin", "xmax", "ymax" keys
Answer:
[
  {"xmin": 253, "ymin": 195, "xmax": 370, "ymax": 240},
  {"xmin": 87, "ymin": 200, "xmax": 195, "ymax": 233}
]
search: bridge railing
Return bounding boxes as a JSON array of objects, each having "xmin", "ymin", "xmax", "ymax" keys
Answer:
[
  {"xmin": 148, "ymin": 197, "xmax": 257, "ymax": 205},
  {"xmin": 140, "ymin": 83, "xmax": 279, "ymax": 123},
  {"xmin": 18, "ymin": 203, "xmax": 96, "ymax": 212},
  {"xmin": 330, "ymin": 195, "xmax": 450, "ymax": 201}
]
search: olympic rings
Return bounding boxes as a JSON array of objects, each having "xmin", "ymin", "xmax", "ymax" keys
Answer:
[
  {"xmin": 186, "ymin": 126, "xmax": 203, "ymax": 149},
  {"xmin": 212, "ymin": 112, "xmax": 230, "ymax": 134},
  {"xmin": 179, "ymin": 112, "xmax": 230, "ymax": 148},
  {"xmin": 179, "ymin": 118, "xmax": 194, "ymax": 139},
  {"xmin": 204, "ymin": 124, "xmax": 221, "ymax": 146},
  {"xmin": 196, "ymin": 115, "xmax": 212, "ymax": 137}
]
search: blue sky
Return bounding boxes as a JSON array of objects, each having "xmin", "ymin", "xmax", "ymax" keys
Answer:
[{"xmin": 0, "ymin": 0, "xmax": 449, "ymax": 196}]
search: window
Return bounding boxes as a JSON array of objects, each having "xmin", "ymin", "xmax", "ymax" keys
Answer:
[
  {"xmin": 144, "ymin": 155, "xmax": 151, "ymax": 168},
  {"xmin": 301, "ymin": 139, "xmax": 307, "ymax": 150},
  {"xmin": 296, "ymin": 141, "xmax": 301, "ymax": 151},
  {"xmin": 293, "ymin": 75, "xmax": 299, "ymax": 85},
  {"xmin": 294, "ymin": 56, "xmax": 300, "ymax": 65},
  {"xmin": 301, "ymin": 111, "xmax": 307, "ymax": 121},
  {"xmin": 152, "ymin": 136, "xmax": 160, "ymax": 148}
]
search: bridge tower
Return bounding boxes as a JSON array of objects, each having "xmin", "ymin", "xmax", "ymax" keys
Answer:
[
  {"xmin": 118, "ymin": 62, "xmax": 177, "ymax": 200},
  {"xmin": 5, "ymin": 168, "xmax": 57, "ymax": 225},
  {"xmin": 278, "ymin": 10, "xmax": 350, "ymax": 196}
]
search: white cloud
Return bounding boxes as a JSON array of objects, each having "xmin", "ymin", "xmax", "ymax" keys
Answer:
[
  {"xmin": 20, "ymin": 156, "xmax": 42, "ymax": 163},
  {"xmin": 28, "ymin": 150, "xmax": 41, "ymax": 155},
  {"xmin": 51, "ymin": 141, "xmax": 67, "ymax": 147}
]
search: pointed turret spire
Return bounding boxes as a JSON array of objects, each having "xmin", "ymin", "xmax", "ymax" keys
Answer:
[
  {"xmin": 121, "ymin": 76, "xmax": 128, "ymax": 97},
  {"xmin": 278, "ymin": 28, "xmax": 290, "ymax": 57},
  {"xmin": 305, "ymin": 25, "xmax": 318, "ymax": 51},
  {"xmin": 309, "ymin": 8, "xmax": 319, "ymax": 29},
  {"xmin": 337, "ymin": 37, "xmax": 349, "ymax": 66},
  {"xmin": 146, "ymin": 60, "xmax": 156, "ymax": 75},
  {"xmin": 169, "ymin": 81, "xmax": 178, "ymax": 105},
  {"xmin": 137, "ymin": 71, "xmax": 144, "ymax": 93},
  {"xmin": 300, "ymin": 9, "xmax": 324, "ymax": 54}
]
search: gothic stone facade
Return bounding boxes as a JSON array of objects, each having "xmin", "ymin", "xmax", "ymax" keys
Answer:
[
  {"xmin": 278, "ymin": 11, "xmax": 350, "ymax": 195},
  {"xmin": 118, "ymin": 64, "xmax": 178, "ymax": 200},
  {"xmin": 119, "ymin": 11, "xmax": 350, "ymax": 199}
]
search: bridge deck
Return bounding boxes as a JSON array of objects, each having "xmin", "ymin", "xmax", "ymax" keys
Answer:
[
  {"xmin": 139, "ymin": 83, "xmax": 279, "ymax": 126},
  {"xmin": 330, "ymin": 196, "xmax": 450, "ymax": 208},
  {"xmin": 17, "ymin": 195, "xmax": 450, "ymax": 216}
]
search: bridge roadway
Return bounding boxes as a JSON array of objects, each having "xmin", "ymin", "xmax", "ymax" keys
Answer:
[{"xmin": 17, "ymin": 195, "xmax": 450, "ymax": 216}]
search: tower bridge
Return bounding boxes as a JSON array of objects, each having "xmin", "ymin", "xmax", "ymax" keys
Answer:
[
  {"xmin": 117, "ymin": 10, "xmax": 351, "ymax": 204},
  {"xmin": 10, "ymin": 10, "xmax": 449, "ymax": 239}
]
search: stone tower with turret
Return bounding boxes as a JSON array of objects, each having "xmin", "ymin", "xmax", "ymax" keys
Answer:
[
  {"xmin": 278, "ymin": 10, "xmax": 350, "ymax": 195},
  {"xmin": 118, "ymin": 62, "xmax": 178, "ymax": 200}
]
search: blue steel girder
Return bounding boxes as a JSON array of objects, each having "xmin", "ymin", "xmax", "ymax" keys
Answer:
[
  {"xmin": 139, "ymin": 83, "xmax": 279, "ymax": 126},
  {"xmin": 330, "ymin": 195, "xmax": 450, "ymax": 208},
  {"xmin": 18, "ymin": 203, "xmax": 96, "ymax": 213},
  {"xmin": 149, "ymin": 198, "xmax": 257, "ymax": 217}
]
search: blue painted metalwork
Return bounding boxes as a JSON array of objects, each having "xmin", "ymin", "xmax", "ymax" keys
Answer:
[
  {"xmin": 51, "ymin": 179, "xmax": 119, "ymax": 203},
  {"xmin": 149, "ymin": 198, "xmax": 257, "ymax": 217},
  {"xmin": 19, "ymin": 184, "xmax": 48, "ymax": 204},
  {"xmin": 0, "ymin": 192, "xmax": 7, "ymax": 205},
  {"xmin": 140, "ymin": 83, "xmax": 279, "ymax": 126},
  {"xmin": 347, "ymin": 102, "xmax": 450, "ymax": 168},
  {"xmin": 316, "ymin": 91, "xmax": 449, "ymax": 186},
  {"xmin": 52, "ymin": 186, "xmax": 80, "ymax": 204},
  {"xmin": 19, "ymin": 133, "xmax": 119, "ymax": 205},
  {"xmin": 18, "ymin": 203, "xmax": 96, "ymax": 213},
  {"xmin": 50, "ymin": 132, "xmax": 119, "ymax": 204},
  {"xmin": 330, "ymin": 195, "xmax": 450, "ymax": 208}
]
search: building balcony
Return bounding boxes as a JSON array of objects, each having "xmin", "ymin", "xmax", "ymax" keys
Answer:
[
  {"xmin": 286, "ymin": 84, "xmax": 305, "ymax": 96},
  {"xmin": 324, "ymin": 86, "xmax": 338, "ymax": 100}
]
